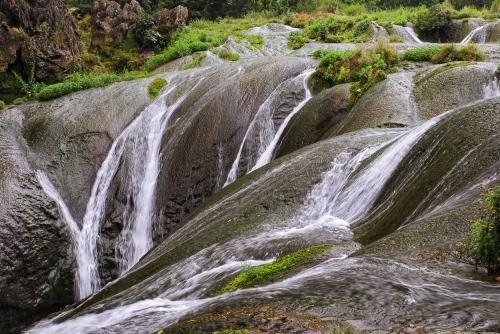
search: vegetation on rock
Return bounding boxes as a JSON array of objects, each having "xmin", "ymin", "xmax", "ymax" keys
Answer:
[
  {"xmin": 288, "ymin": 31, "xmax": 310, "ymax": 50},
  {"xmin": 0, "ymin": 100, "xmax": 5, "ymax": 110},
  {"xmin": 220, "ymin": 244, "xmax": 331, "ymax": 293},
  {"xmin": 415, "ymin": 3, "xmax": 453, "ymax": 41},
  {"xmin": 148, "ymin": 78, "xmax": 168, "ymax": 99},
  {"xmin": 216, "ymin": 49, "xmax": 241, "ymax": 61},
  {"xmin": 182, "ymin": 53, "xmax": 208, "ymax": 70},
  {"xmin": 402, "ymin": 46, "xmax": 441, "ymax": 62},
  {"xmin": 430, "ymin": 44, "xmax": 485, "ymax": 63},
  {"xmin": 471, "ymin": 186, "xmax": 499, "ymax": 275},
  {"xmin": 36, "ymin": 72, "xmax": 149, "ymax": 101}
]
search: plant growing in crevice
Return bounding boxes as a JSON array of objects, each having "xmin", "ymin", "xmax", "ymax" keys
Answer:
[
  {"xmin": 148, "ymin": 78, "xmax": 168, "ymax": 99},
  {"xmin": 12, "ymin": 66, "xmax": 38, "ymax": 99},
  {"xmin": 288, "ymin": 31, "xmax": 309, "ymax": 50},
  {"xmin": 471, "ymin": 186, "xmax": 499, "ymax": 275}
]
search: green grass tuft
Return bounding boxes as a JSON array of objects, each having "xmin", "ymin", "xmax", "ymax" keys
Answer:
[
  {"xmin": 216, "ymin": 49, "xmax": 241, "ymax": 61},
  {"xmin": 430, "ymin": 44, "xmax": 485, "ymax": 63},
  {"xmin": 0, "ymin": 100, "xmax": 4, "ymax": 110},
  {"xmin": 148, "ymin": 78, "xmax": 168, "ymax": 99},
  {"xmin": 36, "ymin": 71, "xmax": 149, "ymax": 101},
  {"xmin": 288, "ymin": 31, "xmax": 309, "ymax": 50},
  {"xmin": 220, "ymin": 244, "xmax": 331, "ymax": 293},
  {"xmin": 182, "ymin": 53, "xmax": 208, "ymax": 70},
  {"xmin": 402, "ymin": 46, "xmax": 441, "ymax": 62}
]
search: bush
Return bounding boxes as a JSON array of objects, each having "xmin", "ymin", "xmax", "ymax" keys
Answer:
[
  {"xmin": 216, "ymin": 49, "xmax": 241, "ymax": 61},
  {"xmin": 288, "ymin": 31, "xmax": 309, "ymax": 50},
  {"xmin": 36, "ymin": 71, "xmax": 149, "ymax": 101},
  {"xmin": 182, "ymin": 53, "xmax": 208, "ymax": 70},
  {"xmin": 0, "ymin": 100, "xmax": 5, "ymax": 110},
  {"xmin": 311, "ymin": 42, "xmax": 398, "ymax": 105},
  {"xmin": 148, "ymin": 78, "xmax": 168, "ymax": 99},
  {"xmin": 471, "ymin": 186, "xmax": 499, "ymax": 274},
  {"xmin": 134, "ymin": 11, "xmax": 166, "ymax": 51},
  {"xmin": 415, "ymin": 3, "xmax": 453, "ymax": 41},
  {"xmin": 220, "ymin": 245, "xmax": 331, "ymax": 293},
  {"xmin": 13, "ymin": 97, "xmax": 28, "ymax": 105},
  {"xmin": 304, "ymin": 16, "xmax": 372, "ymax": 43},
  {"xmin": 402, "ymin": 46, "xmax": 441, "ymax": 61},
  {"xmin": 431, "ymin": 44, "xmax": 485, "ymax": 63}
]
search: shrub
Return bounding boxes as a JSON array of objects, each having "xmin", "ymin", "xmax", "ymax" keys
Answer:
[
  {"xmin": 311, "ymin": 42, "xmax": 398, "ymax": 105},
  {"xmin": 402, "ymin": 46, "xmax": 441, "ymax": 61},
  {"xmin": 12, "ymin": 67, "xmax": 37, "ymax": 98},
  {"xmin": 415, "ymin": 3, "xmax": 453, "ymax": 41},
  {"xmin": 134, "ymin": 11, "xmax": 166, "ymax": 51},
  {"xmin": 220, "ymin": 245, "xmax": 331, "ymax": 293},
  {"xmin": 182, "ymin": 53, "xmax": 208, "ymax": 70},
  {"xmin": 0, "ymin": 100, "xmax": 5, "ymax": 110},
  {"xmin": 288, "ymin": 31, "xmax": 309, "ymax": 50},
  {"xmin": 36, "ymin": 71, "xmax": 149, "ymax": 101},
  {"xmin": 431, "ymin": 44, "xmax": 485, "ymax": 63},
  {"xmin": 216, "ymin": 49, "xmax": 241, "ymax": 61},
  {"xmin": 304, "ymin": 16, "xmax": 372, "ymax": 43},
  {"xmin": 471, "ymin": 186, "xmax": 499, "ymax": 275},
  {"xmin": 13, "ymin": 97, "xmax": 28, "ymax": 105},
  {"xmin": 148, "ymin": 78, "xmax": 168, "ymax": 99}
]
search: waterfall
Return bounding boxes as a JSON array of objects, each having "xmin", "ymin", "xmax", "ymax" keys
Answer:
[
  {"xmin": 483, "ymin": 76, "xmax": 500, "ymax": 98},
  {"xmin": 36, "ymin": 78, "xmax": 202, "ymax": 300},
  {"xmin": 461, "ymin": 23, "xmax": 491, "ymax": 44},
  {"xmin": 224, "ymin": 68, "xmax": 314, "ymax": 186},
  {"xmin": 404, "ymin": 27, "xmax": 423, "ymax": 44}
]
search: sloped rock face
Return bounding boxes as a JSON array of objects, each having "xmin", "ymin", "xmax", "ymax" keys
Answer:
[
  {"xmin": 0, "ymin": 0, "xmax": 81, "ymax": 81},
  {"xmin": 0, "ymin": 109, "xmax": 74, "ymax": 333}
]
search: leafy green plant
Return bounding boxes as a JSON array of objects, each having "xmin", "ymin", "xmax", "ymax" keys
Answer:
[
  {"xmin": 431, "ymin": 44, "xmax": 485, "ymax": 63},
  {"xmin": 415, "ymin": 3, "xmax": 453, "ymax": 41},
  {"xmin": 310, "ymin": 42, "xmax": 398, "ymax": 105},
  {"xmin": 12, "ymin": 67, "xmax": 37, "ymax": 98},
  {"xmin": 216, "ymin": 49, "xmax": 241, "ymax": 61},
  {"xmin": 220, "ymin": 244, "xmax": 331, "ymax": 293},
  {"xmin": 13, "ymin": 97, "xmax": 28, "ymax": 105},
  {"xmin": 0, "ymin": 100, "xmax": 5, "ymax": 110},
  {"xmin": 36, "ymin": 71, "xmax": 149, "ymax": 101},
  {"xmin": 134, "ymin": 10, "xmax": 166, "ymax": 51},
  {"xmin": 182, "ymin": 53, "xmax": 208, "ymax": 70},
  {"xmin": 471, "ymin": 186, "xmax": 499, "ymax": 275},
  {"xmin": 402, "ymin": 46, "xmax": 441, "ymax": 62},
  {"xmin": 148, "ymin": 78, "xmax": 168, "ymax": 99},
  {"xmin": 288, "ymin": 31, "xmax": 309, "ymax": 50}
]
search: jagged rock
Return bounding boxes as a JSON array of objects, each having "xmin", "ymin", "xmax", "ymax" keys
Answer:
[
  {"xmin": 0, "ymin": 0, "xmax": 81, "ymax": 80},
  {"xmin": 90, "ymin": 0, "xmax": 142, "ymax": 51},
  {"xmin": 153, "ymin": 5, "xmax": 188, "ymax": 34}
]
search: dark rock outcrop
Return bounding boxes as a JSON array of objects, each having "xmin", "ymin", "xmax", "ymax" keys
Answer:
[
  {"xmin": 0, "ymin": 0, "xmax": 81, "ymax": 81},
  {"xmin": 153, "ymin": 5, "xmax": 188, "ymax": 35},
  {"xmin": 90, "ymin": 0, "xmax": 142, "ymax": 51}
]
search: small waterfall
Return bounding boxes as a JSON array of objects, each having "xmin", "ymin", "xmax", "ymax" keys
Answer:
[
  {"xmin": 461, "ymin": 23, "xmax": 491, "ymax": 44},
  {"xmin": 483, "ymin": 76, "xmax": 500, "ymax": 98},
  {"xmin": 36, "ymin": 172, "xmax": 80, "ymax": 241},
  {"xmin": 224, "ymin": 68, "xmax": 314, "ymax": 186},
  {"xmin": 404, "ymin": 27, "xmax": 423, "ymax": 44},
  {"xmin": 36, "ymin": 77, "xmax": 202, "ymax": 300}
]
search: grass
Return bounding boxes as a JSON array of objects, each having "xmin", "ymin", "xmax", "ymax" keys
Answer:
[
  {"xmin": 148, "ymin": 78, "xmax": 168, "ymax": 99},
  {"xmin": 36, "ymin": 71, "xmax": 149, "ymax": 101},
  {"xmin": 216, "ymin": 49, "xmax": 241, "ymax": 61},
  {"xmin": 0, "ymin": 100, "xmax": 4, "ymax": 110},
  {"xmin": 219, "ymin": 244, "xmax": 331, "ymax": 293},
  {"xmin": 145, "ymin": 16, "xmax": 275, "ymax": 71},
  {"xmin": 402, "ymin": 46, "xmax": 441, "ymax": 62},
  {"xmin": 430, "ymin": 44, "xmax": 485, "ymax": 63},
  {"xmin": 182, "ymin": 53, "xmax": 208, "ymax": 70},
  {"xmin": 288, "ymin": 31, "xmax": 310, "ymax": 50}
]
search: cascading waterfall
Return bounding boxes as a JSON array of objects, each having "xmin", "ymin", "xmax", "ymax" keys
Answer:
[
  {"xmin": 29, "ymin": 104, "xmax": 468, "ymax": 334},
  {"xmin": 224, "ymin": 68, "xmax": 314, "ymax": 186},
  {"xmin": 483, "ymin": 76, "xmax": 500, "ymax": 98},
  {"xmin": 404, "ymin": 26, "xmax": 423, "ymax": 44},
  {"xmin": 36, "ymin": 77, "xmax": 202, "ymax": 300},
  {"xmin": 461, "ymin": 23, "xmax": 492, "ymax": 44}
]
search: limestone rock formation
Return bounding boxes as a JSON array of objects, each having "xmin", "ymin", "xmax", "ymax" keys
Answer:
[
  {"xmin": 0, "ymin": 0, "xmax": 82, "ymax": 81},
  {"xmin": 153, "ymin": 5, "xmax": 189, "ymax": 34},
  {"xmin": 90, "ymin": 0, "xmax": 143, "ymax": 51}
]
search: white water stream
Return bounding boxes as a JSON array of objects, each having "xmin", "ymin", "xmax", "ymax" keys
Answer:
[
  {"xmin": 224, "ymin": 68, "xmax": 314, "ymax": 186},
  {"xmin": 36, "ymin": 78, "xmax": 202, "ymax": 300},
  {"xmin": 461, "ymin": 23, "xmax": 493, "ymax": 44},
  {"xmin": 29, "ymin": 94, "xmax": 471, "ymax": 334},
  {"xmin": 405, "ymin": 27, "xmax": 424, "ymax": 44}
]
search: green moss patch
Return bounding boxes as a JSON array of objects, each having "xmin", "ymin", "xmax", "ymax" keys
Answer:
[
  {"xmin": 216, "ymin": 49, "xmax": 241, "ymax": 62},
  {"xmin": 220, "ymin": 244, "xmax": 331, "ymax": 293},
  {"xmin": 148, "ymin": 78, "xmax": 168, "ymax": 99},
  {"xmin": 288, "ymin": 31, "xmax": 309, "ymax": 50},
  {"xmin": 182, "ymin": 53, "xmax": 208, "ymax": 70},
  {"xmin": 402, "ymin": 46, "xmax": 441, "ymax": 62}
]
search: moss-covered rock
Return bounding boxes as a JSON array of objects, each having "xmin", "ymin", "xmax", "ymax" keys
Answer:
[{"xmin": 148, "ymin": 78, "xmax": 168, "ymax": 99}]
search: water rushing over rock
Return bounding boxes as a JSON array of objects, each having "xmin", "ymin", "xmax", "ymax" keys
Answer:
[
  {"xmin": 225, "ymin": 68, "xmax": 314, "ymax": 186},
  {"xmin": 461, "ymin": 22, "xmax": 494, "ymax": 44}
]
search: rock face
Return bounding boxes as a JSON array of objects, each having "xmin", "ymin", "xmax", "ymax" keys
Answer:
[
  {"xmin": 90, "ymin": 0, "xmax": 142, "ymax": 51},
  {"xmin": 0, "ymin": 0, "xmax": 81, "ymax": 81},
  {"xmin": 153, "ymin": 5, "xmax": 188, "ymax": 34}
]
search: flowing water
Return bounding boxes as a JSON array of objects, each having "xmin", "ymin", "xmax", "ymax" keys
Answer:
[
  {"xmin": 36, "ymin": 76, "xmax": 203, "ymax": 300},
  {"xmin": 404, "ymin": 26, "xmax": 424, "ymax": 44},
  {"xmin": 29, "ymin": 98, "xmax": 499, "ymax": 334},
  {"xmin": 461, "ymin": 23, "xmax": 493, "ymax": 44},
  {"xmin": 224, "ymin": 68, "xmax": 314, "ymax": 186}
]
